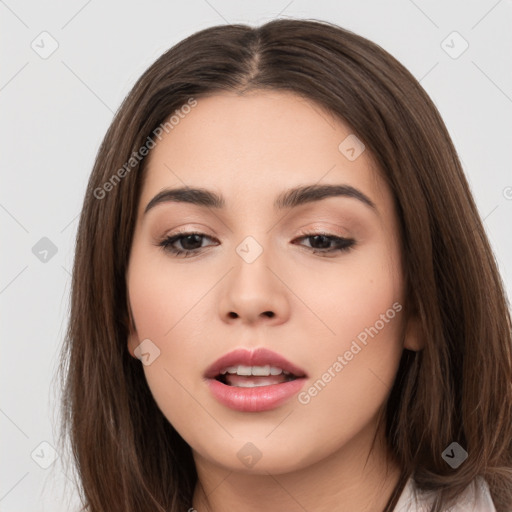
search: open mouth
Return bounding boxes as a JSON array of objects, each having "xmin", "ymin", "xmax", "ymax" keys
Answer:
[
  {"xmin": 214, "ymin": 365, "xmax": 300, "ymax": 388},
  {"xmin": 205, "ymin": 351, "xmax": 308, "ymax": 411}
]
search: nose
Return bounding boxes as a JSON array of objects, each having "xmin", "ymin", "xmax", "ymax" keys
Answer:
[{"xmin": 217, "ymin": 246, "xmax": 291, "ymax": 327}]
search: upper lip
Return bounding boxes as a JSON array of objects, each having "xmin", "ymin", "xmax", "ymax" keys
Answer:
[{"xmin": 204, "ymin": 347, "xmax": 308, "ymax": 379}]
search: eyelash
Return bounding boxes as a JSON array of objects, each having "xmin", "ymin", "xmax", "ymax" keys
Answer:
[{"xmin": 157, "ymin": 230, "xmax": 356, "ymax": 258}]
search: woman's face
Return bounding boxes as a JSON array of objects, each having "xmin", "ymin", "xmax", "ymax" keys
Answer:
[{"xmin": 126, "ymin": 90, "xmax": 419, "ymax": 474}]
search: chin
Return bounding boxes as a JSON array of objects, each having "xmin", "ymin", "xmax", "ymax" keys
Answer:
[{"xmin": 191, "ymin": 434, "xmax": 324, "ymax": 475}]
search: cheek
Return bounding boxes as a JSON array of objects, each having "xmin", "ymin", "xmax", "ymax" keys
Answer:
[
  {"xmin": 288, "ymin": 238, "xmax": 403, "ymax": 350},
  {"xmin": 293, "ymin": 239, "xmax": 404, "ymax": 410},
  {"xmin": 127, "ymin": 249, "xmax": 215, "ymax": 436},
  {"xmin": 128, "ymin": 246, "xmax": 207, "ymax": 339},
  {"xmin": 294, "ymin": 299, "xmax": 404, "ymax": 452}
]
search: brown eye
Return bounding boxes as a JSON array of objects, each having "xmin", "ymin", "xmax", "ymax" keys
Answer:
[
  {"xmin": 293, "ymin": 233, "xmax": 356, "ymax": 255},
  {"xmin": 158, "ymin": 232, "xmax": 218, "ymax": 257}
]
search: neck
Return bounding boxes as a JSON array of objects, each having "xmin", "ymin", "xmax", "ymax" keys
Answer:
[{"xmin": 191, "ymin": 417, "xmax": 402, "ymax": 512}]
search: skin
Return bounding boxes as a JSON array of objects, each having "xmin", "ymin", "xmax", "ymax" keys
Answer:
[{"xmin": 126, "ymin": 90, "xmax": 423, "ymax": 511}]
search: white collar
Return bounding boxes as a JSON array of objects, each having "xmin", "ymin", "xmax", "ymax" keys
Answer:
[{"xmin": 393, "ymin": 476, "xmax": 496, "ymax": 511}]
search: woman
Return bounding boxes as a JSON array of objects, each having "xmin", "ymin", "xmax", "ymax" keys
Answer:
[{"xmin": 59, "ymin": 18, "xmax": 512, "ymax": 511}]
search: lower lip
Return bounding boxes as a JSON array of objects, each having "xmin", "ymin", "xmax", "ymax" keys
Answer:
[{"xmin": 206, "ymin": 377, "xmax": 307, "ymax": 412}]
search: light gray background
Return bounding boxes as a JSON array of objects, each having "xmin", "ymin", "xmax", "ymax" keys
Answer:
[{"xmin": 1, "ymin": 1, "xmax": 511, "ymax": 510}]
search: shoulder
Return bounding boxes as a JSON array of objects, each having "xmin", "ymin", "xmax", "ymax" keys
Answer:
[{"xmin": 393, "ymin": 476, "xmax": 496, "ymax": 511}]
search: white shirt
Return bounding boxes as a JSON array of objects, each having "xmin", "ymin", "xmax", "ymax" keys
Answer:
[{"xmin": 393, "ymin": 476, "xmax": 497, "ymax": 511}]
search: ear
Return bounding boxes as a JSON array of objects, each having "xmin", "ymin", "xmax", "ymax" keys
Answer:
[
  {"xmin": 403, "ymin": 313, "xmax": 425, "ymax": 351},
  {"xmin": 126, "ymin": 302, "xmax": 139, "ymax": 358}
]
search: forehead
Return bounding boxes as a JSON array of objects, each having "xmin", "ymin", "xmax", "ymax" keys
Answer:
[{"xmin": 139, "ymin": 90, "xmax": 388, "ymax": 215}]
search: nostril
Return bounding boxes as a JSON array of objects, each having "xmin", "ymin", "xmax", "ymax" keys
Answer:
[{"xmin": 227, "ymin": 311, "xmax": 274, "ymax": 318}]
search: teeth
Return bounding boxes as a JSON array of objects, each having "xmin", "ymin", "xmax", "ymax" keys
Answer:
[
  {"xmin": 220, "ymin": 365, "xmax": 285, "ymax": 376},
  {"xmin": 234, "ymin": 377, "xmax": 280, "ymax": 388},
  {"xmin": 237, "ymin": 365, "xmax": 252, "ymax": 376}
]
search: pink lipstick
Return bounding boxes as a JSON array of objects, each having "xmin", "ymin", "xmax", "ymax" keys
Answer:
[{"xmin": 204, "ymin": 347, "xmax": 308, "ymax": 412}]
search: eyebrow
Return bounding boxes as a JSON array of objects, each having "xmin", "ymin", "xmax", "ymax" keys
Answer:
[{"xmin": 143, "ymin": 184, "xmax": 377, "ymax": 215}]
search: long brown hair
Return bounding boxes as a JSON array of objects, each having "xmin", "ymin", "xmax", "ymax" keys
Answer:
[{"xmin": 58, "ymin": 18, "xmax": 512, "ymax": 511}]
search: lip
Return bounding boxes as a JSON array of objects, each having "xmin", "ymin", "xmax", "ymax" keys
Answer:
[
  {"xmin": 204, "ymin": 347, "xmax": 307, "ymax": 379},
  {"xmin": 204, "ymin": 347, "xmax": 308, "ymax": 412}
]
